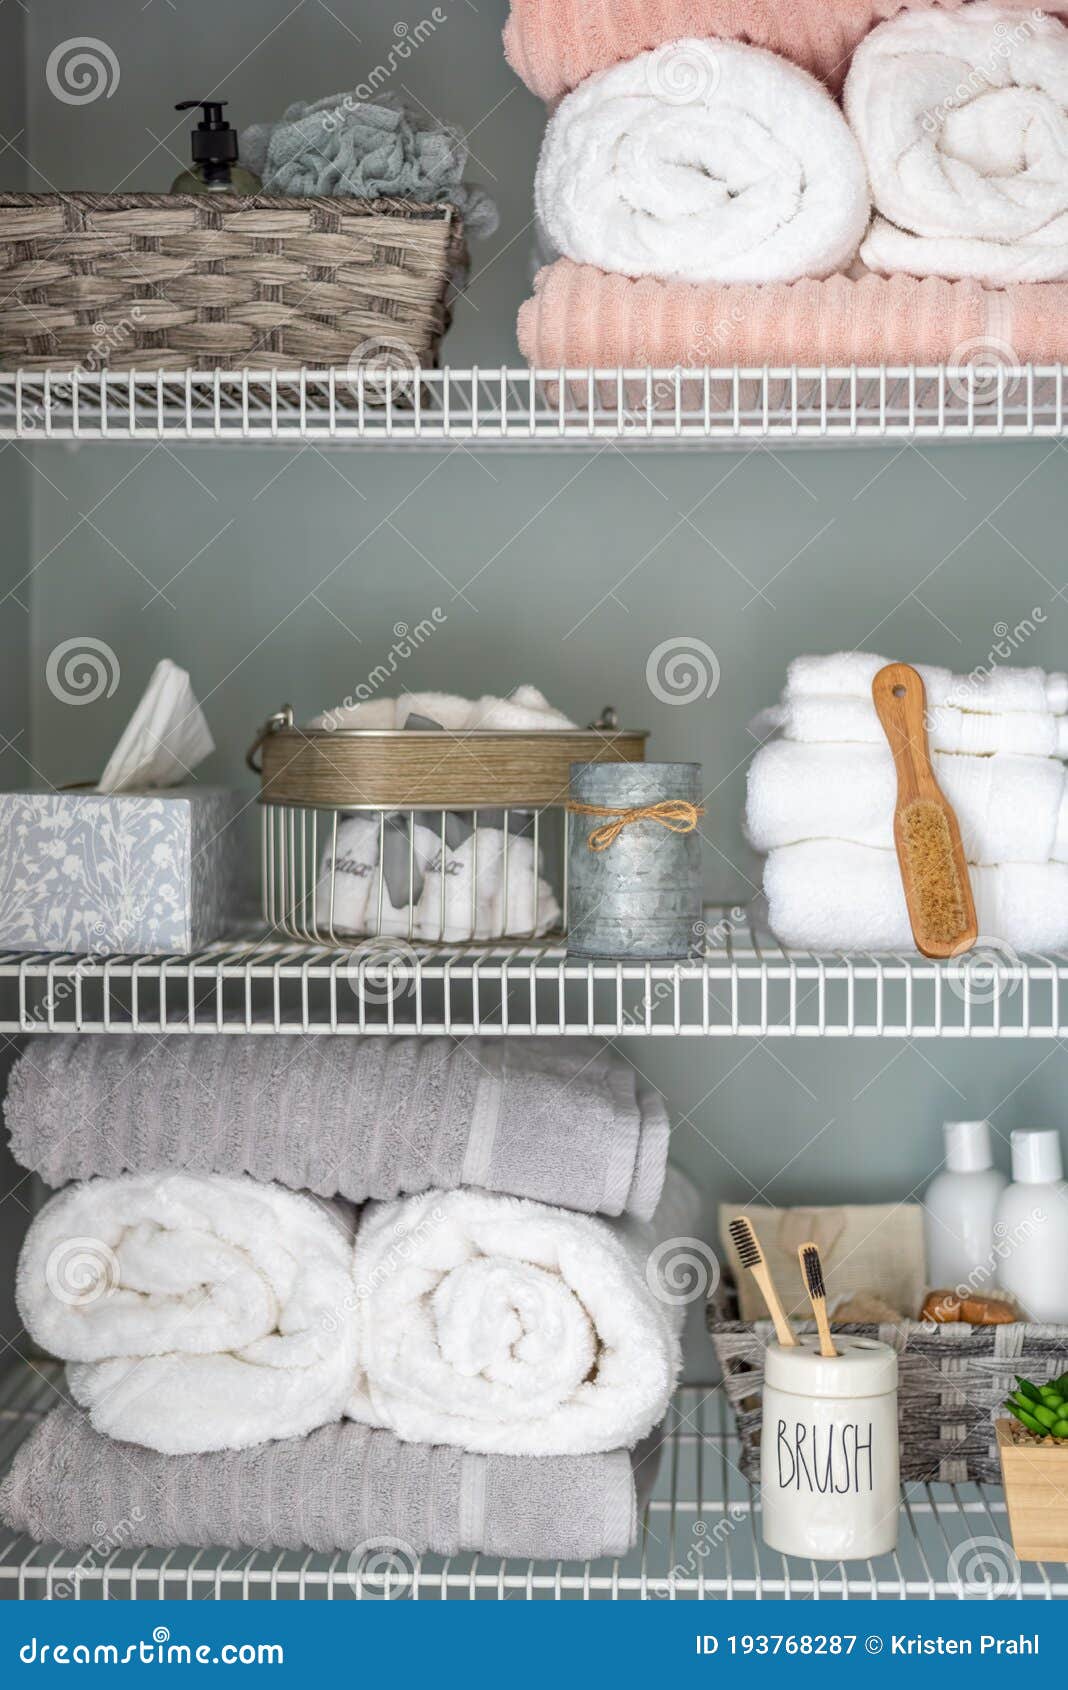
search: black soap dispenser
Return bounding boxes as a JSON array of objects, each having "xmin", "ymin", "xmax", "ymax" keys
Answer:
[{"xmin": 171, "ymin": 100, "xmax": 261, "ymax": 194}]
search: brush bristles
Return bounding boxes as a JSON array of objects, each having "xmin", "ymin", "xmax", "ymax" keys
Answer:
[
  {"xmin": 729, "ymin": 1216, "xmax": 761, "ymax": 1269},
  {"xmin": 900, "ymin": 800, "xmax": 968, "ymax": 945},
  {"xmin": 801, "ymin": 1245, "xmax": 826, "ymax": 1301}
]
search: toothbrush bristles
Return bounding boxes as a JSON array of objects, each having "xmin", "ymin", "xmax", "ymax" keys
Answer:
[
  {"xmin": 801, "ymin": 1245, "xmax": 826, "ymax": 1300},
  {"xmin": 729, "ymin": 1216, "xmax": 761, "ymax": 1269}
]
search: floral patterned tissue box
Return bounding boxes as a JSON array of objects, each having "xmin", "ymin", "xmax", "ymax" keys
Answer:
[{"xmin": 0, "ymin": 788, "xmax": 247, "ymax": 954}]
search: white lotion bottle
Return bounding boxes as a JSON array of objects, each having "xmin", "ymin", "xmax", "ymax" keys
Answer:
[
  {"xmin": 923, "ymin": 1119, "xmax": 1007, "ymax": 1292},
  {"xmin": 995, "ymin": 1130, "xmax": 1068, "ymax": 1323}
]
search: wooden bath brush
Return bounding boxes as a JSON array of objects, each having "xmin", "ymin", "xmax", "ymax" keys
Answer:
[{"xmin": 872, "ymin": 662, "xmax": 978, "ymax": 960}]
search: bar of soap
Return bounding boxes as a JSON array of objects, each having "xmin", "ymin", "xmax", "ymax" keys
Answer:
[{"xmin": 920, "ymin": 1289, "xmax": 1017, "ymax": 1325}]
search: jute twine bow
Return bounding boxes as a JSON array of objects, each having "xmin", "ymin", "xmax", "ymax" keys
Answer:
[{"xmin": 566, "ymin": 798, "xmax": 706, "ymax": 853}]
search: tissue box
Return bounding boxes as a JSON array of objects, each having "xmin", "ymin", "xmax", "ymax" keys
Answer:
[{"xmin": 0, "ymin": 787, "xmax": 247, "ymax": 954}]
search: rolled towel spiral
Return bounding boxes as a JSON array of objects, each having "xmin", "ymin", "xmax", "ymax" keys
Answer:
[
  {"xmin": 846, "ymin": 5, "xmax": 1068, "ymax": 284},
  {"xmin": 535, "ymin": 39, "xmax": 871, "ymax": 284}
]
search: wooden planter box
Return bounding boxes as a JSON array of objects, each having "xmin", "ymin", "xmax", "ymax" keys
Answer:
[{"xmin": 997, "ymin": 1419, "xmax": 1068, "ymax": 1562}]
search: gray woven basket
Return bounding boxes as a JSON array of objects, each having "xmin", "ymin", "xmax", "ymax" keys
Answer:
[
  {"xmin": 0, "ymin": 192, "xmax": 463, "ymax": 372},
  {"xmin": 708, "ymin": 1281, "xmax": 1068, "ymax": 1485}
]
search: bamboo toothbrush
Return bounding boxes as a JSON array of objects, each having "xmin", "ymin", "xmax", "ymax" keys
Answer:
[
  {"xmin": 728, "ymin": 1215, "xmax": 796, "ymax": 1347},
  {"xmin": 798, "ymin": 1242, "xmax": 838, "ymax": 1359},
  {"xmin": 872, "ymin": 662, "xmax": 978, "ymax": 960}
]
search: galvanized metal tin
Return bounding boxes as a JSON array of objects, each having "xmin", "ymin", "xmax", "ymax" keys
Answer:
[{"xmin": 566, "ymin": 762, "xmax": 704, "ymax": 960}]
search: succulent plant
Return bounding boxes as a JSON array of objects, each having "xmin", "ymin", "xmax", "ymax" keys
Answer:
[{"xmin": 1005, "ymin": 1374, "xmax": 1068, "ymax": 1438}]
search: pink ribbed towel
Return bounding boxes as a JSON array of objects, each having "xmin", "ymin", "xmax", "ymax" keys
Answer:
[
  {"xmin": 504, "ymin": 0, "xmax": 1068, "ymax": 99},
  {"xmin": 517, "ymin": 261, "xmax": 1068, "ymax": 367}
]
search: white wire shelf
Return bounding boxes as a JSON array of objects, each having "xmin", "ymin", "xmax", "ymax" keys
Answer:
[
  {"xmin": 1, "ymin": 366, "xmax": 1065, "ymax": 446},
  {"xmin": 0, "ymin": 1366, "xmax": 1058, "ymax": 1601},
  {"xmin": 0, "ymin": 911, "xmax": 1063, "ymax": 1037}
]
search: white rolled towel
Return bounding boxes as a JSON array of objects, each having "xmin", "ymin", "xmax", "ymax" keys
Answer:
[
  {"xmin": 535, "ymin": 39, "xmax": 870, "ymax": 284},
  {"xmin": 764, "ymin": 840, "xmax": 1068, "ymax": 953},
  {"xmin": 756, "ymin": 694, "xmax": 1068, "ymax": 759},
  {"xmin": 17, "ymin": 1174, "xmax": 359, "ymax": 1455},
  {"xmin": 346, "ymin": 1169, "xmax": 698, "ymax": 1456},
  {"xmin": 747, "ymin": 740, "xmax": 1068, "ymax": 865},
  {"xmin": 415, "ymin": 827, "xmax": 561, "ymax": 942},
  {"xmin": 846, "ymin": 6, "xmax": 1068, "ymax": 284},
  {"xmin": 781, "ymin": 652, "xmax": 1068, "ymax": 718}
]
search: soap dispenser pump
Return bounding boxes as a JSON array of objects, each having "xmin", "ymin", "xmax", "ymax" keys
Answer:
[{"xmin": 171, "ymin": 100, "xmax": 261, "ymax": 194}]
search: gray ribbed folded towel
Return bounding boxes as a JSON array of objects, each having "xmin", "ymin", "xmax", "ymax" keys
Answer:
[
  {"xmin": 0, "ymin": 1405, "xmax": 655, "ymax": 1560},
  {"xmin": 5, "ymin": 1037, "xmax": 668, "ymax": 1220}
]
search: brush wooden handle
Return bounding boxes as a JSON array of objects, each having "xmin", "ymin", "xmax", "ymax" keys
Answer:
[
  {"xmin": 872, "ymin": 662, "xmax": 978, "ymax": 960},
  {"xmin": 751, "ymin": 1261, "xmax": 797, "ymax": 1349}
]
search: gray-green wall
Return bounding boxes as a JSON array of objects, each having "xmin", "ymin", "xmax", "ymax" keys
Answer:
[{"xmin": 13, "ymin": 1, "xmax": 1068, "ymax": 1371}]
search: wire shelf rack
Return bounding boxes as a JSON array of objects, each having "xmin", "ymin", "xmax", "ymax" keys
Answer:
[
  {"xmin": 0, "ymin": 910, "xmax": 1062, "ymax": 1038},
  {"xmin": 1, "ymin": 366, "xmax": 1065, "ymax": 447},
  {"xmin": 0, "ymin": 1366, "xmax": 1057, "ymax": 1601}
]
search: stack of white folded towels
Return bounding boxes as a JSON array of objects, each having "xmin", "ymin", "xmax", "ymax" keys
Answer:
[
  {"xmin": 313, "ymin": 686, "xmax": 571, "ymax": 942},
  {"xmin": 746, "ymin": 653, "xmax": 1068, "ymax": 953}
]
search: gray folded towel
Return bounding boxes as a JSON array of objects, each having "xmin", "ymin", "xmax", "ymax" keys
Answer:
[
  {"xmin": 0, "ymin": 1405, "xmax": 656, "ymax": 1560},
  {"xmin": 5, "ymin": 1037, "xmax": 669, "ymax": 1220}
]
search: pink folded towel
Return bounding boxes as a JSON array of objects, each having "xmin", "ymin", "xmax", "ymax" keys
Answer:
[
  {"xmin": 503, "ymin": 0, "xmax": 1068, "ymax": 100},
  {"xmin": 517, "ymin": 260, "xmax": 1068, "ymax": 368}
]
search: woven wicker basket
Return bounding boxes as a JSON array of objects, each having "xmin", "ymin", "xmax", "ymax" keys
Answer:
[
  {"xmin": 0, "ymin": 192, "xmax": 463, "ymax": 372},
  {"xmin": 708, "ymin": 1281, "xmax": 1068, "ymax": 1485}
]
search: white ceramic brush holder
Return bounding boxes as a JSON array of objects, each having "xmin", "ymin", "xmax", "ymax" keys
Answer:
[{"xmin": 759, "ymin": 1336, "xmax": 899, "ymax": 1560}]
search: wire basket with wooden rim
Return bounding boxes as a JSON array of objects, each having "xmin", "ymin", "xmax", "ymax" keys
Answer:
[
  {"xmin": 0, "ymin": 192, "xmax": 463, "ymax": 374},
  {"xmin": 247, "ymin": 705, "xmax": 648, "ymax": 945}
]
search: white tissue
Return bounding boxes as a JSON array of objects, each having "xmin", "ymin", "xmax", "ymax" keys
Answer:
[{"xmin": 97, "ymin": 659, "xmax": 214, "ymax": 793}]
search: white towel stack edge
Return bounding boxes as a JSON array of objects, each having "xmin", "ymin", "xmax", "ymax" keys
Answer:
[{"xmin": 748, "ymin": 653, "xmax": 1068, "ymax": 954}]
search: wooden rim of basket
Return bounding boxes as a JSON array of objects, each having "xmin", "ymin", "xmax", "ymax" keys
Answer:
[{"xmin": 248, "ymin": 709, "xmax": 649, "ymax": 809}]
